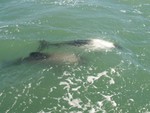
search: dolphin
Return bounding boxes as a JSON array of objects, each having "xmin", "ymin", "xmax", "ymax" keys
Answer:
[
  {"xmin": 37, "ymin": 39, "xmax": 119, "ymax": 51},
  {"xmin": 13, "ymin": 52, "xmax": 80, "ymax": 65},
  {"xmin": 37, "ymin": 39, "xmax": 90, "ymax": 51}
]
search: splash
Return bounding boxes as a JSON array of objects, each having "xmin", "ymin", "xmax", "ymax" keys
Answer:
[{"xmin": 83, "ymin": 39, "xmax": 116, "ymax": 51}]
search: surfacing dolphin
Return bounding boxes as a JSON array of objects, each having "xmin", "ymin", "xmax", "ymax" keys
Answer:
[{"xmin": 37, "ymin": 39, "xmax": 119, "ymax": 51}]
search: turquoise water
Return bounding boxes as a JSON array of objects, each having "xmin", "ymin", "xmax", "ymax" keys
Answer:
[{"xmin": 0, "ymin": 0, "xmax": 150, "ymax": 112}]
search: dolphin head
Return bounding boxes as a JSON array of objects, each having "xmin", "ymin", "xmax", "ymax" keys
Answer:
[{"xmin": 28, "ymin": 52, "xmax": 49, "ymax": 60}]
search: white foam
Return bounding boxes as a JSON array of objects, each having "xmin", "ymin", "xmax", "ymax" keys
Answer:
[
  {"xmin": 49, "ymin": 87, "xmax": 57, "ymax": 93},
  {"xmin": 28, "ymin": 83, "xmax": 32, "ymax": 88},
  {"xmin": 89, "ymin": 108, "xmax": 96, "ymax": 113},
  {"xmin": 84, "ymin": 39, "xmax": 115, "ymax": 51},
  {"xmin": 53, "ymin": 0, "xmax": 79, "ymax": 6},
  {"xmin": 109, "ymin": 78, "xmax": 115, "ymax": 84},
  {"xmin": 110, "ymin": 68, "xmax": 116, "ymax": 74},
  {"xmin": 63, "ymin": 91, "xmax": 82, "ymax": 108},
  {"xmin": 0, "ymin": 25, "xmax": 8, "ymax": 29},
  {"xmin": 111, "ymin": 101, "xmax": 117, "ymax": 107},
  {"xmin": 68, "ymin": 98, "xmax": 82, "ymax": 108},
  {"xmin": 129, "ymin": 98, "xmax": 134, "ymax": 102},
  {"xmin": 63, "ymin": 71, "xmax": 71, "ymax": 76},
  {"xmin": 120, "ymin": 10, "xmax": 126, "ymax": 13},
  {"xmin": 101, "ymin": 94, "xmax": 117, "ymax": 107},
  {"xmin": 59, "ymin": 81, "xmax": 70, "ymax": 90},
  {"xmin": 72, "ymin": 86, "xmax": 81, "ymax": 91},
  {"xmin": 0, "ymin": 93, "xmax": 3, "ymax": 97},
  {"xmin": 87, "ymin": 71, "xmax": 107, "ymax": 84}
]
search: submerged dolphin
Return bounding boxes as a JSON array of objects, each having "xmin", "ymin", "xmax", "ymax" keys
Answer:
[{"xmin": 13, "ymin": 52, "xmax": 80, "ymax": 65}]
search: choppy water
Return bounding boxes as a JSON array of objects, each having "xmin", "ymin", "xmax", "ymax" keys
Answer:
[{"xmin": 0, "ymin": 0, "xmax": 150, "ymax": 113}]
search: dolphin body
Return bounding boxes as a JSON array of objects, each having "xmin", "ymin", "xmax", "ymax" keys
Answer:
[
  {"xmin": 13, "ymin": 52, "xmax": 80, "ymax": 65},
  {"xmin": 38, "ymin": 39, "xmax": 118, "ymax": 51},
  {"xmin": 27, "ymin": 52, "xmax": 79, "ymax": 63},
  {"xmin": 37, "ymin": 39, "xmax": 90, "ymax": 51}
]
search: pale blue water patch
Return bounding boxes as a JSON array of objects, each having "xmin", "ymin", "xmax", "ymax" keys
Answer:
[{"xmin": 0, "ymin": 0, "xmax": 150, "ymax": 112}]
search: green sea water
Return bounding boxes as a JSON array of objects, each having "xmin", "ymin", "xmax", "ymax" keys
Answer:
[{"xmin": 0, "ymin": 0, "xmax": 150, "ymax": 113}]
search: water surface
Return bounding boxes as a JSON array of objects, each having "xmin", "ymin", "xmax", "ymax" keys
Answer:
[{"xmin": 0, "ymin": 0, "xmax": 150, "ymax": 112}]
